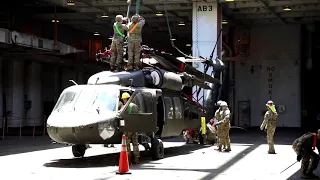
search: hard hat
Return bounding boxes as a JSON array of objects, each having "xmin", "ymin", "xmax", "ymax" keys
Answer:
[
  {"xmin": 266, "ymin": 100, "xmax": 274, "ymax": 106},
  {"xmin": 115, "ymin": 15, "xmax": 124, "ymax": 22},
  {"xmin": 131, "ymin": 15, "xmax": 139, "ymax": 23},
  {"xmin": 121, "ymin": 92, "xmax": 130, "ymax": 99},
  {"xmin": 217, "ymin": 100, "xmax": 223, "ymax": 106},
  {"xmin": 220, "ymin": 101, "xmax": 228, "ymax": 107}
]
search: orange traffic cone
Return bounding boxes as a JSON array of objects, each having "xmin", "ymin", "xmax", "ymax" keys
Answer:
[{"xmin": 116, "ymin": 134, "xmax": 132, "ymax": 174}]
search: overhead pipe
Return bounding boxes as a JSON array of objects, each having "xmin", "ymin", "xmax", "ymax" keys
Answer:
[
  {"xmin": 136, "ymin": 0, "xmax": 140, "ymax": 14},
  {"xmin": 53, "ymin": 5, "xmax": 58, "ymax": 50}
]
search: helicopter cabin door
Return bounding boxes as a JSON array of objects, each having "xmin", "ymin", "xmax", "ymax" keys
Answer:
[{"xmin": 118, "ymin": 89, "xmax": 157, "ymax": 133}]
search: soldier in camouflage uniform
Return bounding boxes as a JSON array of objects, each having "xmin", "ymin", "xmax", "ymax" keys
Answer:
[
  {"xmin": 215, "ymin": 101, "xmax": 231, "ymax": 152},
  {"xmin": 260, "ymin": 100, "xmax": 277, "ymax": 154},
  {"xmin": 214, "ymin": 101, "xmax": 223, "ymax": 148},
  {"xmin": 110, "ymin": 15, "xmax": 128, "ymax": 71},
  {"xmin": 292, "ymin": 130, "xmax": 320, "ymax": 179},
  {"xmin": 126, "ymin": 14, "xmax": 145, "ymax": 71},
  {"xmin": 121, "ymin": 92, "xmax": 140, "ymax": 164}
]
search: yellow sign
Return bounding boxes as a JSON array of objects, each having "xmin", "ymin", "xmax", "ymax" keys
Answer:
[{"xmin": 201, "ymin": 117, "xmax": 206, "ymax": 134}]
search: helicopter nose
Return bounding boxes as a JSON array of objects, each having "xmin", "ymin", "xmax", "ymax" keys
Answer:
[{"xmin": 46, "ymin": 112, "xmax": 116, "ymax": 144}]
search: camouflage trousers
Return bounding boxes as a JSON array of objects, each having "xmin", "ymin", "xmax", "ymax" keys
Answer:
[
  {"xmin": 217, "ymin": 127, "xmax": 230, "ymax": 150},
  {"xmin": 124, "ymin": 132, "xmax": 140, "ymax": 158},
  {"xmin": 127, "ymin": 40, "xmax": 141, "ymax": 68},
  {"xmin": 266, "ymin": 126, "xmax": 276, "ymax": 152},
  {"xmin": 110, "ymin": 40, "xmax": 124, "ymax": 67}
]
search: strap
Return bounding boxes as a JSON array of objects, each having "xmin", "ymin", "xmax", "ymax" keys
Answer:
[
  {"xmin": 114, "ymin": 23, "xmax": 125, "ymax": 37},
  {"xmin": 128, "ymin": 103, "xmax": 133, "ymax": 114},
  {"xmin": 313, "ymin": 133, "xmax": 317, "ymax": 150},
  {"xmin": 128, "ymin": 23, "xmax": 139, "ymax": 35}
]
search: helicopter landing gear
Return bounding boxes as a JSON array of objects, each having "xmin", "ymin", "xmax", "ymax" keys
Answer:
[
  {"xmin": 142, "ymin": 143, "xmax": 151, "ymax": 151},
  {"xmin": 72, "ymin": 144, "xmax": 87, "ymax": 158},
  {"xmin": 151, "ymin": 138, "xmax": 164, "ymax": 160}
]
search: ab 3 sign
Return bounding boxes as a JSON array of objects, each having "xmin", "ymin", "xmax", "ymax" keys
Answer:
[{"xmin": 197, "ymin": 5, "xmax": 213, "ymax": 11}]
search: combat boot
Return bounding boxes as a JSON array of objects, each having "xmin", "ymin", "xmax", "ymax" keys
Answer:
[
  {"xmin": 134, "ymin": 64, "xmax": 140, "ymax": 70},
  {"xmin": 110, "ymin": 66, "xmax": 115, "ymax": 72},
  {"xmin": 268, "ymin": 151, "xmax": 276, "ymax": 154},
  {"xmin": 307, "ymin": 171, "xmax": 319, "ymax": 179},
  {"xmin": 125, "ymin": 64, "xmax": 133, "ymax": 71},
  {"xmin": 133, "ymin": 157, "xmax": 140, "ymax": 164}
]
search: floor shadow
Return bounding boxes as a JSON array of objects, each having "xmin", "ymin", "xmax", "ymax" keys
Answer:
[
  {"xmin": 230, "ymin": 128, "xmax": 303, "ymax": 145},
  {"xmin": 43, "ymin": 143, "xmax": 212, "ymax": 168},
  {"xmin": 0, "ymin": 136, "xmax": 65, "ymax": 156},
  {"xmin": 128, "ymin": 143, "xmax": 261, "ymax": 179},
  {"xmin": 286, "ymin": 169, "xmax": 301, "ymax": 180}
]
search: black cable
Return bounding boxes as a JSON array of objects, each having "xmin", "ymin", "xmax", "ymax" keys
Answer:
[{"xmin": 163, "ymin": 1, "xmax": 197, "ymax": 59}]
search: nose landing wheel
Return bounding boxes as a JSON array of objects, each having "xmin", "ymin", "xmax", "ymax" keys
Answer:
[{"xmin": 72, "ymin": 145, "xmax": 87, "ymax": 158}]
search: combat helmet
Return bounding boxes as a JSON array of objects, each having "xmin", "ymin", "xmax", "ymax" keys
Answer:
[
  {"xmin": 216, "ymin": 100, "xmax": 223, "ymax": 106},
  {"xmin": 115, "ymin": 15, "xmax": 124, "ymax": 22},
  {"xmin": 131, "ymin": 15, "xmax": 139, "ymax": 23},
  {"xmin": 220, "ymin": 101, "xmax": 228, "ymax": 107}
]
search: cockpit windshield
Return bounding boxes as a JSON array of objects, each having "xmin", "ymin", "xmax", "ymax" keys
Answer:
[
  {"xmin": 90, "ymin": 88, "xmax": 118, "ymax": 113},
  {"xmin": 52, "ymin": 85, "xmax": 119, "ymax": 113},
  {"xmin": 53, "ymin": 90, "xmax": 78, "ymax": 111}
]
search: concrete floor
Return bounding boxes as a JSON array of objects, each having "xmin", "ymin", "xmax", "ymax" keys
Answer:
[{"xmin": 0, "ymin": 128, "xmax": 310, "ymax": 180}]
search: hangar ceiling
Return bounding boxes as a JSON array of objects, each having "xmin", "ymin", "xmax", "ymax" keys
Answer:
[{"xmin": 31, "ymin": 0, "xmax": 320, "ymax": 37}]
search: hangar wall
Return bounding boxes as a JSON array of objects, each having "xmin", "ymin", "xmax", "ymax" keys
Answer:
[
  {"xmin": 0, "ymin": 60, "xmax": 97, "ymax": 128},
  {"xmin": 234, "ymin": 25, "xmax": 301, "ymax": 128}
]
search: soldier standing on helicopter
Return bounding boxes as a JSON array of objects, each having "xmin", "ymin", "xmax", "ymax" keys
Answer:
[
  {"xmin": 126, "ymin": 13, "xmax": 145, "ymax": 71},
  {"xmin": 110, "ymin": 15, "xmax": 128, "ymax": 71}
]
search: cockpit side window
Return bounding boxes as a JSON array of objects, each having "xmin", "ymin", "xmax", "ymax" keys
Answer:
[
  {"xmin": 53, "ymin": 91, "xmax": 77, "ymax": 111},
  {"xmin": 173, "ymin": 97, "xmax": 182, "ymax": 119},
  {"xmin": 164, "ymin": 97, "xmax": 173, "ymax": 119},
  {"xmin": 121, "ymin": 92, "xmax": 153, "ymax": 114}
]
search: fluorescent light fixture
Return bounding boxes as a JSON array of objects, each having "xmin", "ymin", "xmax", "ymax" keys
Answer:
[
  {"xmin": 101, "ymin": 13, "xmax": 108, "ymax": 18},
  {"xmin": 283, "ymin": 6, "xmax": 291, "ymax": 11},
  {"xmin": 161, "ymin": 51, "xmax": 165, "ymax": 53},
  {"xmin": 222, "ymin": 20, "xmax": 228, "ymax": 24},
  {"xmin": 156, "ymin": 12, "xmax": 163, "ymax": 16},
  {"xmin": 170, "ymin": 38, "xmax": 176, "ymax": 41},
  {"xmin": 52, "ymin": 20, "xmax": 59, "ymax": 23},
  {"xmin": 186, "ymin": 44, "xmax": 191, "ymax": 47},
  {"xmin": 108, "ymin": 36, "xmax": 113, "ymax": 40},
  {"xmin": 225, "ymin": 0, "xmax": 234, "ymax": 1},
  {"xmin": 67, "ymin": 0, "xmax": 75, "ymax": 5},
  {"xmin": 94, "ymin": 32, "xmax": 100, "ymax": 36},
  {"xmin": 178, "ymin": 21, "xmax": 185, "ymax": 26}
]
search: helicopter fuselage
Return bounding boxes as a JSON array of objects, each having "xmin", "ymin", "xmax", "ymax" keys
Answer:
[{"xmin": 47, "ymin": 84, "xmax": 203, "ymax": 145}]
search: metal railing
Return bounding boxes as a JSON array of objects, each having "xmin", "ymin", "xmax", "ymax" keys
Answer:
[{"xmin": 1, "ymin": 115, "xmax": 48, "ymax": 140}]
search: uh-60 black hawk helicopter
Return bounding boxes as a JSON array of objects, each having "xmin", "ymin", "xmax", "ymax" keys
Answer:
[
  {"xmin": 46, "ymin": 43, "xmax": 225, "ymax": 160},
  {"xmin": 46, "ymin": 0, "xmax": 225, "ymax": 160}
]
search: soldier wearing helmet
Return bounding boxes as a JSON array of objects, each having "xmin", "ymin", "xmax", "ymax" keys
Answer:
[
  {"xmin": 292, "ymin": 129, "xmax": 320, "ymax": 179},
  {"xmin": 110, "ymin": 15, "xmax": 128, "ymax": 71},
  {"xmin": 215, "ymin": 101, "xmax": 231, "ymax": 152},
  {"xmin": 126, "ymin": 14, "xmax": 145, "ymax": 71},
  {"xmin": 120, "ymin": 92, "xmax": 140, "ymax": 164},
  {"xmin": 260, "ymin": 100, "xmax": 278, "ymax": 154},
  {"xmin": 214, "ymin": 101, "xmax": 223, "ymax": 148}
]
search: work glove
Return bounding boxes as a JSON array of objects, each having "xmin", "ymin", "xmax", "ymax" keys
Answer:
[
  {"xmin": 260, "ymin": 125, "xmax": 264, "ymax": 131},
  {"xmin": 297, "ymin": 155, "xmax": 302, "ymax": 162}
]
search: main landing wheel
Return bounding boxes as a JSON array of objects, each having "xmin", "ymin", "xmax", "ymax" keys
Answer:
[
  {"xmin": 72, "ymin": 145, "xmax": 87, "ymax": 158},
  {"xmin": 151, "ymin": 138, "xmax": 164, "ymax": 160}
]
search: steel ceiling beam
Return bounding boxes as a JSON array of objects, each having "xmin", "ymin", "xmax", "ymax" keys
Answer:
[{"xmin": 259, "ymin": 0, "xmax": 287, "ymax": 24}]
